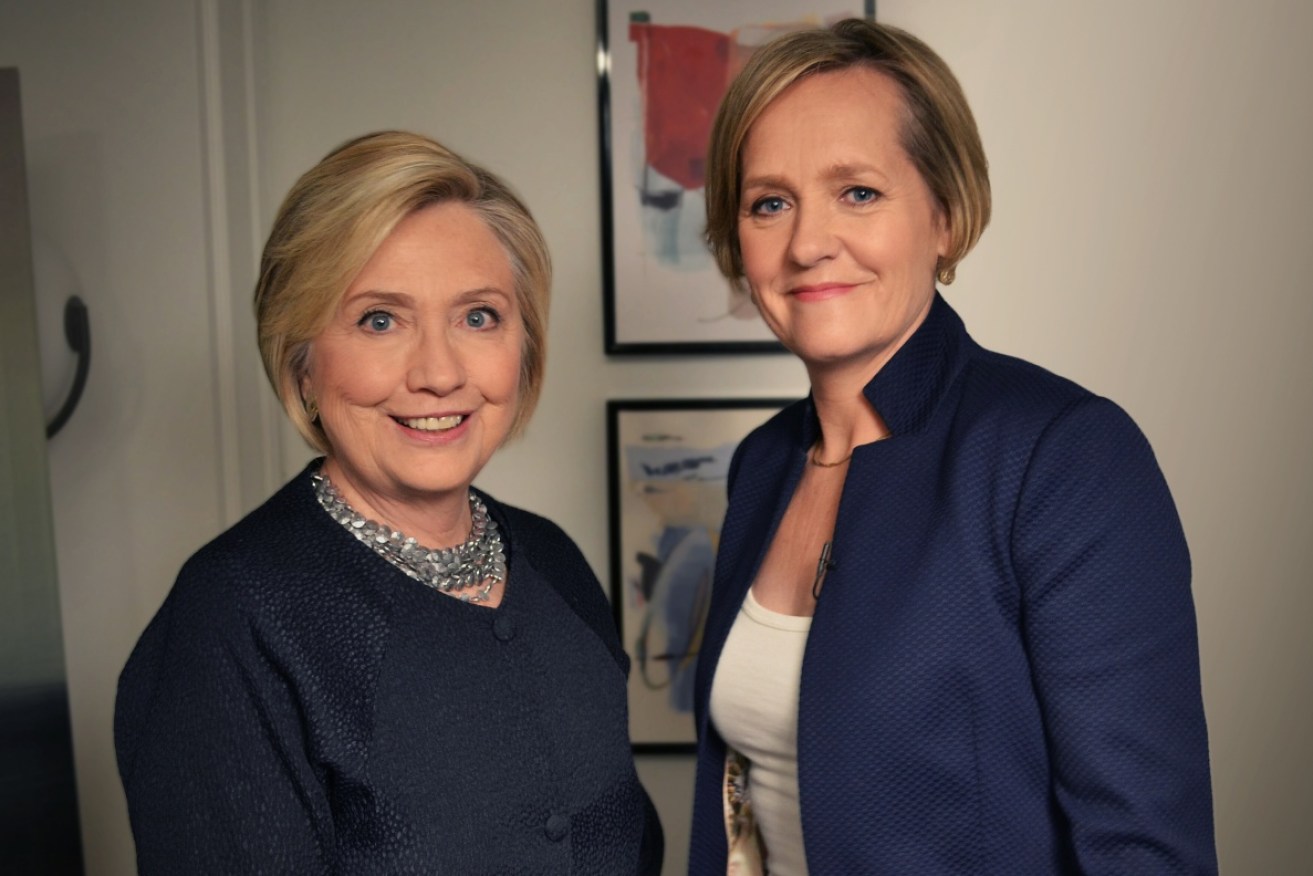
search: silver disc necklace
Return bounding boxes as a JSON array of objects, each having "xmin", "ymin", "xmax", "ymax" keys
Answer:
[{"xmin": 312, "ymin": 470, "xmax": 507, "ymax": 603}]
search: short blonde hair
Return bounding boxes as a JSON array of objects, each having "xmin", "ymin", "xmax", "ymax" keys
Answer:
[
  {"xmin": 255, "ymin": 131, "xmax": 551, "ymax": 453},
  {"xmin": 705, "ymin": 18, "xmax": 990, "ymax": 287}
]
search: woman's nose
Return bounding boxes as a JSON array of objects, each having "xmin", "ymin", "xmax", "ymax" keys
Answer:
[
  {"xmin": 406, "ymin": 327, "xmax": 466, "ymax": 395},
  {"xmin": 787, "ymin": 205, "xmax": 840, "ymax": 267}
]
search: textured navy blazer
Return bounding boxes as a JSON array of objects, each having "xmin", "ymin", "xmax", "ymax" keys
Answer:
[
  {"xmin": 689, "ymin": 295, "xmax": 1216, "ymax": 874},
  {"xmin": 116, "ymin": 465, "xmax": 662, "ymax": 874}
]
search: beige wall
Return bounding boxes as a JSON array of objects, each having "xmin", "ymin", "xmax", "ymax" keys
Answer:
[
  {"xmin": 1, "ymin": 1, "xmax": 230, "ymax": 870},
  {"xmin": 3, "ymin": 0, "xmax": 1308, "ymax": 873}
]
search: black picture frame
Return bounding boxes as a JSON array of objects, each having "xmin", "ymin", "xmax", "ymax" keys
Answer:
[
  {"xmin": 607, "ymin": 398, "xmax": 792, "ymax": 751},
  {"xmin": 596, "ymin": 0, "xmax": 875, "ymax": 355}
]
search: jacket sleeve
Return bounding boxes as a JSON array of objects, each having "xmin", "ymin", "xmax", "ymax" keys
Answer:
[
  {"xmin": 1011, "ymin": 396, "xmax": 1217, "ymax": 874},
  {"xmin": 114, "ymin": 554, "xmax": 330, "ymax": 874}
]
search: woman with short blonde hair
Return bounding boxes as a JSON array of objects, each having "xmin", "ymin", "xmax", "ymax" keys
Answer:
[
  {"xmin": 117, "ymin": 131, "xmax": 662, "ymax": 874},
  {"xmin": 255, "ymin": 130, "xmax": 551, "ymax": 451}
]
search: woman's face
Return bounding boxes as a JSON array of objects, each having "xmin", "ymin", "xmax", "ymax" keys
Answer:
[
  {"xmin": 737, "ymin": 67, "xmax": 948, "ymax": 374},
  {"xmin": 301, "ymin": 202, "xmax": 522, "ymax": 526}
]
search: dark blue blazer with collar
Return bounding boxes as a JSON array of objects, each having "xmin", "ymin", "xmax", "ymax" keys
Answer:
[{"xmin": 688, "ymin": 295, "xmax": 1216, "ymax": 874}]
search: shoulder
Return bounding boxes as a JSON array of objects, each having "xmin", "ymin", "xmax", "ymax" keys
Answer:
[
  {"xmin": 995, "ymin": 342, "xmax": 1152, "ymax": 428},
  {"xmin": 115, "ymin": 470, "xmax": 319, "ymax": 775},
  {"xmin": 484, "ymin": 493, "xmax": 600, "ymax": 590},
  {"xmin": 117, "ymin": 466, "xmax": 396, "ymax": 771},
  {"xmin": 172, "ymin": 468, "xmax": 339, "ymax": 610},
  {"xmin": 961, "ymin": 353, "xmax": 1188, "ymax": 595},
  {"xmin": 953, "ymin": 342, "xmax": 1164, "ymax": 493},
  {"xmin": 948, "ymin": 343, "xmax": 1160, "ymax": 466},
  {"xmin": 480, "ymin": 491, "xmax": 629, "ymax": 672},
  {"xmin": 196, "ymin": 464, "xmax": 326, "ymax": 566},
  {"xmin": 958, "ymin": 344, "xmax": 1099, "ymax": 428},
  {"xmin": 487, "ymin": 494, "xmax": 581, "ymax": 558},
  {"xmin": 131, "ymin": 464, "xmax": 395, "ymax": 673},
  {"xmin": 481, "ymin": 492, "xmax": 603, "ymax": 600}
]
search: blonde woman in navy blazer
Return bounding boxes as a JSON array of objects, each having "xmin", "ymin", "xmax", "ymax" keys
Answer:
[{"xmin": 688, "ymin": 20, "xmax": 1215, "ymax": 875}]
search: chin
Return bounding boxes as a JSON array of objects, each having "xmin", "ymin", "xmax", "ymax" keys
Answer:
[
  {"xmin": 792, "ymin": 335, "xmax": 878, "ymax": 366},
  {"xmin": 401, "ymin": 478, "xmax": 475, "ymax": 501},
  {"xmin": 393, "ymin": 460, "xmax": 479, "ymax": 495}
]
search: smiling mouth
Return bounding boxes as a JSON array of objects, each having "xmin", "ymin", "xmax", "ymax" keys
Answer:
[
  {"xmin": 397, "ymin": 415, "xmax": 465, "ymax": 432},
  {"xmin": 791, "ymin": 282, "xmax": 857, "ymax": 296}
]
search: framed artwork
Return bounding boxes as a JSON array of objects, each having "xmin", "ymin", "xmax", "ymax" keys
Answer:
[
  {"xmin": 597, "ymin": 0, "xmax": 876, "ymax": 354},
  {"xmin": 607, "ymin": 398, "xmax": 792, "ymax": 751}
]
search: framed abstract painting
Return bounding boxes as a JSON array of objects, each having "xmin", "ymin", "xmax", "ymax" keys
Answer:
[
  {"xmin": 607, "ymin": 398, "xmax": 791, "ymax": 750},
  {"xmin": 596, "ymin": 0, "xmax": 876, "ymax": 354}
]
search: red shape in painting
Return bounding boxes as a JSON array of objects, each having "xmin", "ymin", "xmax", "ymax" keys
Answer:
[{"xmin": 630, "ymin": 22, "xmax": 731, "ymax": 191}]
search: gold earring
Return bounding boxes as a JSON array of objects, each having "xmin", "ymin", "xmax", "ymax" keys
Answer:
[{"xmin": 304, "ymin": 396, "xmax": 319, "ymax": 421}]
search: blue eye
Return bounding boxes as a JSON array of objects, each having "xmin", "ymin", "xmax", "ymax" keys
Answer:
[
  {"xmin": 360, "ymin": 311, "xmax": 393, "ymax": 332},
  {"xmin": 751, "ymin": 196, "xmax": 787, "ymax": 216},
  {"xmin": 465, "ymin": 307, "xmax": 499, "ymax": 329},
  {"xmin": 846, "ymin": 186, "xmax": 880, "ymax": 204}
]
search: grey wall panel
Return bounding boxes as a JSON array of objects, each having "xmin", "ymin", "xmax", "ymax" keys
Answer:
[{"xmin": 0, "ymin": 66, "xmax": 84, "ymax": 874}]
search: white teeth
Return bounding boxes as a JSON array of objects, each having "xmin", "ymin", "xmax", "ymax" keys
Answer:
[{"xmin": 401, "ymin": 415, "xmax": 464, "ymax": 431}]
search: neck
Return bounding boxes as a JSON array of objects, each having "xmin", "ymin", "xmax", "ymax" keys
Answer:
[
  {"xmin": 802, "ymin": 290, "xmax": 936, "ymax": 456},
  {"xmin": 806, "ymin": 355, "xmax": 891, "ymax": 462},
  {"xmin": 320, "ymin": 457, "xmax": 472, "ymax": 547}
]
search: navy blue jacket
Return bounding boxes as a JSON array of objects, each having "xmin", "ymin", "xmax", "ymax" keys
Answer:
[
  {"xmin": 689, "ymin": 295, "xmax": 1215, "ymax": 874},
  {"xmin": 116, "ymin": 465, "xmax": 661, "ymax": 874}
]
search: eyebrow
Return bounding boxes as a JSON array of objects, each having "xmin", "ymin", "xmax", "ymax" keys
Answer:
[
  {"xmin": 343, "ymin": 290, "xmax": 413, "ymax": 309},
  {"xmin": 740, "ymin": 173, "xmax": 793, "ymax": 195},
  {"xmin": 741, "ymin": 163, "xmax": 886, "ymax": 194},
  {"xmin": 453, "ymin": 286, "xmax": 513, "ymax": 306},
  {"xmin": 451, "ymin": 287, "xmax": 512, "ymax": 311},
  {"xmin": 822, "ymin": 162, "xmax": 883, "ymax": 182},
  {"xmin": 343, "ymin": 286, "xmax": 513, "ymax": 308}
]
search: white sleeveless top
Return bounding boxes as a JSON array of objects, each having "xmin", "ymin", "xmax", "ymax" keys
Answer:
[{"xmin": 708, "ymin": 588, "xmax": 812, "ymax": 876}]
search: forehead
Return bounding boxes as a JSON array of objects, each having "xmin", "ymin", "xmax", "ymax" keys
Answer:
[
  {"xmin": 742, "ymin": 66, "xmax": 910, "ymax": 174},
  {"xmin": 349, "ymin": 201, "xmax": 514, "ymax": 292}
]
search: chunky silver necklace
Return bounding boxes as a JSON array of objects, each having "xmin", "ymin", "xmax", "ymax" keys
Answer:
[{"xmin": 312, "ymin": 470, "xmax": 506, "ymax": 603}]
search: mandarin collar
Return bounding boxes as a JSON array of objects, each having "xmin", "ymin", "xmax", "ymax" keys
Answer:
[{"xmin": 798, "ymin": 292, "xmax": 972, "ymax": 447}]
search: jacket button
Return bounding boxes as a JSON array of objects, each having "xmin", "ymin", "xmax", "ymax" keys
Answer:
[
  {"xmin": 544, "ymin": 813, "xmax": 569, "ymax": 842},
  {"xmin": 492, "ymin": 615, "xmax": 515, "ymax": 642}
]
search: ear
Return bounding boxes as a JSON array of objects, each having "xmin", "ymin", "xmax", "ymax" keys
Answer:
[
  {"xmin": 295, "ymin": 342, "xmax": 315, "ymax": 401},
  {"xmin": 935, "ymin": 208, "xmax": 951, "ymax": 259}
]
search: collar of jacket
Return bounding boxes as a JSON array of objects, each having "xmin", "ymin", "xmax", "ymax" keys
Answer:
[{"xmin": 796, "ymin": 291, "xmax": 974, "ymax": 448}]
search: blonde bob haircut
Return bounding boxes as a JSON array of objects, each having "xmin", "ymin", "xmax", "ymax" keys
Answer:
[
  {"xmin": 705, "ymin": 18, "xmax": 990, "ymax": 288},
  {"xmin": 255, "ymin": 131, "xmax": 551, "ymax": 454}
]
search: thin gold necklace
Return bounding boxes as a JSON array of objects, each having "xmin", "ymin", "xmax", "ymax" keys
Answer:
[
  {"xmin": 808, "ymin": 446, "xmax": 852, "ymax": 467},
  {"xmin": 808, "ymin": 433, "xmax": 889, "ymax": 468}
]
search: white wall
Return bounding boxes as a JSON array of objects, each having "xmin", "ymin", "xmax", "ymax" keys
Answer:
[{"xmin": 3, "ymin": 0, "xmax": 1309, "ymax": 873}]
